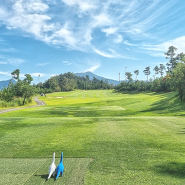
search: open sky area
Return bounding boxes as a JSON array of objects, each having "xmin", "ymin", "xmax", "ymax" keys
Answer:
[{"xmin": 0, "ymin": 0, "xmax": 185, "ymax": 84}]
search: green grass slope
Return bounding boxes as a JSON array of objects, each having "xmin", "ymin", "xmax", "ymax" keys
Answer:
[{"xmin": 1, "ymin": 90, "xmax": 185, "ymax": 184}]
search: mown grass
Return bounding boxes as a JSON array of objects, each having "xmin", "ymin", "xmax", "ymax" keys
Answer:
[
  {"xmin": 1, "ymin": 90, "xmax": 185, "ymax": 184},
  {"xmin": 2, "ymin": 90, "xmax": 185, "ymax": 117},
  {"xmin": 0, "ymin": 158, "xmax": 92, "ymax": 185}
]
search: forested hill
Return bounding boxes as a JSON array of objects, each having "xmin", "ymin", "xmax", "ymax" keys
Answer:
[
  {"xmin": 75, "ymin": 71, "xmax": 120, "ymax": 85},
  {"xmin": 0, "ymin": 79, "xmax": 16, "ymax": 90}
]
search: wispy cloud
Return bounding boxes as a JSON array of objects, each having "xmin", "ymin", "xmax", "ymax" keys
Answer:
[
  {"xmin": 8, "ymin": 58, "xmax": 25, "ymax": 66},
  {"xmin": 30, "ymin": 73, "xmax": 46, "ymax": 77},
  {"xmin": 0, "ymin": 0, "xmax": 177, "ymax": 56},
  {"xmin": 124, "ymin": 41, "xmax": 137, "ymax": 46},
  {"xmin": 86, "ymin": 64, "xmax": 100, "ymax": 72},
  {"xmin": 0, "ymin": 61, "xmax": 7, "ymax": 64},
  {"xmin": 51, "ymin": 74, "xmax": 59, "ymax": 77},
  {"xmin": 93, "ymin": 49, "xmax": 115, "ymax": 58},
  {"xmin": 1, "ymin": 48, "xmax": 17, "ymax": 52},
  {"xmin": 0, "ymin": 71, "xmax": 11, "ymax": 76},
  {"xmin": 101, "ymin": 27, "xmax": 118, "ymax": 36},
  {"xmin": 142, "ymin": 36, "xmax": 185, "ymax": 55},
  {"xmin": 36, "ymin": 62, "xmax": 50, "ymax": 66},
  {"xmin": 61, "ymin": 0, "xmax": 97, "ymax": 13},
  {"xmin": 150, "ymin": 53, "xmax": 165, "ymax": 57},
  {"xmin": 63, "ymin": 60, "xmax": 72, "ymax": 65},
  {"xmin": 114, "ymin": 34, "xmax": 123, "ymax": 43},
  {"xmin": 0, "ymin": 55, "xmax": 6, "ymax": 59},
  {"xmin": 94, "ymin": 48, "xmax": 137, "ymax": 60}
]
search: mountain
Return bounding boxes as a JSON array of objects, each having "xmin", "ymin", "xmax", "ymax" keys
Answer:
[
  {"xmin": 0, "ymin": 79, "xmax": 16, "ymax": 90},
  {"xmin": 74, "ymin": 71, "xmax": 120, "ymax": 86}
]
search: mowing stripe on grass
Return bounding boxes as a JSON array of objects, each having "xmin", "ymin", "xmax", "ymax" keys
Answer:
[
  {"xmin": 0, "ymin": 158, "xmax": 47, "ymax": 185},
  {"xmin": 0, "ymin": 158, "xmax": 92, "ymax": 185}
]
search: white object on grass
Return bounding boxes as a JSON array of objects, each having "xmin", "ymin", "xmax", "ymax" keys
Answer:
[{"xmin": 48, "ymin": 152, "xmax": 56, "ymax": 179}]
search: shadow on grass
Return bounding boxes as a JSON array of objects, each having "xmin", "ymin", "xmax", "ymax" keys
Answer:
[
  {"xmin": 140, "ymin": 92, "xmax": 185, "ymax": 115},
  {"xmin": 34, "ymin": 174, "xmax": 57, "ymax": 181},
  {"xmin": 177, "ymin": 128, "xmax": 185, "ymax": 134},
  {"xmin": 113, "ymin": 90, "xmax": 185, "ymax": 116},
  {"xmin": 154, "ymin": 162, "xmax": 185, "ymax": 178},
  {"xmin": 113, "ymin": 89, "xmax": 163, "ymax": 95}
]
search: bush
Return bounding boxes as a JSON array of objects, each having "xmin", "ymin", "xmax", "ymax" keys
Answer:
[
  {"xmin": 55, "ymin": 86, "xmax": 61, "ymax": 92},
  {"xmin": 0, "ymin": 101, "xmax": 7, "ymax": 108},
  {"xmin": 16, "ymin": 98, "xmax": 23, "ymax": 106},
  {"xmin": 0, "ymin": 96, "xmax": 33, "ymax": 108},
  {"xmin": 27, "ymin": 97, "xmax": 32, "ymax": 103}
]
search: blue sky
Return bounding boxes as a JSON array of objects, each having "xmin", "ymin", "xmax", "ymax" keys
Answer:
[{"xmin": 0, "ymin": 0, "xmax": 185, "ymax": 84}]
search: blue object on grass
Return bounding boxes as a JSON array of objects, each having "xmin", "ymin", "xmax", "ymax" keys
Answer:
[{"xmin": 56, "ymin": 152, "xmax": 64, "ymax": 179}]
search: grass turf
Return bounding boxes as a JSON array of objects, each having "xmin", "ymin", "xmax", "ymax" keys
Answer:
[
  {"xmin": 0, "ymin": 158, "xmax": 92, "ymax": 185},
  {"xmin": 1, "ymin": 90, "xmax": 185, "ymax": 184}
]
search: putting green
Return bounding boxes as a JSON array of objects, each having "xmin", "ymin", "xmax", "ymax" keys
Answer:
[{"xmin": 0, "ymin": 158, "xmax": 92, "ymax": 185}]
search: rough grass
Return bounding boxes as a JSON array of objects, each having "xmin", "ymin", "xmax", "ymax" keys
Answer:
[{"xmin": 1, "ymin": 90, "xmax": 185, "ymax": 184}]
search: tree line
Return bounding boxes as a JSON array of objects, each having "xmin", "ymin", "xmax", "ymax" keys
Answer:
[
  {"xmin": 0, "ymin": 70, "xmax": 113, "ymax": 106},
  {"xmin": 37, "ymin": 72, "xmax": 114, "ymax": 94},
  {"xmin": 115, "ymin": 46, "xmax": 185, "ymax": 100}
]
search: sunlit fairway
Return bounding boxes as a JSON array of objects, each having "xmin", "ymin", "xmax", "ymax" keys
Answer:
[{"xmin": 1, "ymin": 90, "xmax": 185, "ymax": 184}]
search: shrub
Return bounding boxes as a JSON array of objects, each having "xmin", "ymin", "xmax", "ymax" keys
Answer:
[
  {"xmin": 27, "ymin": 97, "xmax": 32, "ymax": 103},
  {"xmin": 16, "ymin": 98, "xmax": 23, "ymax": 106}
]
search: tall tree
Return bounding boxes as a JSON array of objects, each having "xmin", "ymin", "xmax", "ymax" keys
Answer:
[
  {"xmin": 125, "ymin": 72, "xmax": 133, "ymax": 82},
  {"xmin": 159, "ymin": 64, "xmax": 166, "ymax": 77},
  {"xmin": 143, "ymin": 66, "xmax": 151, "ymax": 81},
  {"xmin": 171, "ymin": 63, "xmax": 185, "ymax": 101},
  {"xmin": 134, "ymin": 70, "xmax": 139, "ymax": 81},
  {"xmin": 165, "ymin": 46, "xmax": 177, "ymax": 72},
  {"xmin": 175, "ymin": 52, "xmax": 185, "ymax": 63},
  {"xmin": 22, "ymin": 74, "xmax": 34, "ymax": 105},
  {"xmin": 153, "ymin": 66, "xmax": 160, "ymax": 79},
  {"xmin": 11, "ymin": 69, "xmax": 20, "ymax": 80}
]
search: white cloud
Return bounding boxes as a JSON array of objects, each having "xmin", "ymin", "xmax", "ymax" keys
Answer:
[
  {"xmin": 114, "ymin": 34, "xmax": 123, "ymax": 43},
  {"xmin": 0, "ymin": 61, "xmax": 7, "ymax": 64},
  {"xmin": 0, "ymin": 71, "xmax": 11, "ymax": 76},
  {"xmin": 19, "ymin": 73, "xmax": 26, "ymax": 78},
  {"xmin": 61, "ymin": 0, "xmax": 96, "ymax": 12},
  {"xmin": 0, "ymin": 0, "xmax": 178, "ymax": 57},
  {"xmin": 1, "ymin": 0, "xmax": 54, "ymax": 42},
  {"xmin": 124, "ymin": 41, "xmax": 137, "ymax": 46},
  {"xmin": 30, "ymin": 73, "xmax": 45, "ymax": 77},
  {"xmin": 7, "ymin": 13, "xmax": 52, "ymax": 38},
  {"xmin": 24, "ymin": 2, "xmax": 49, "ymax": 13},
  {"xmin": 94, "ymin": 48, "xmax": 137, "ymax": 60},
  {"xmin": 0, "ymin": 55, "xmax": 5, "ymax": 59},
  {"xmin": 63, "ymin": 61, "xmax": 72, "ymax": 65},
  {"xmin": 8, "ymin": 58, "xmax": 25, "ymax": 66},
  {"xmin": 150, "ymin": 53, "xmax": 165, "ymax": 57},
  {"xmin": 157, "ymin": 36, "xmax": 185, "ymax": 53},
  {"xmin": 53, "ymin": 24, "xmax": 77, "ymax": 48},
  {"xmin": 0, "ymin": 7, "xmax": 8, "ymax": 20},
  {"xmin": 101, "ymin": 27, "xmax": 118, "ymax": 35},
  {"xmin": 93, "ymin": 13, "xmax": 112, "ymax": 27},
  {"xmin": 36, "ymin": 62, "xmax": 50, "ymax": 66},
  {"xmin": 142, "ymin": 36, "xmax": 185, "ymax": 56},
  {"xmin": 51, "ymin": 74, "xmax": 59, "ymax": 77},
  {"xmin": 93, "ymin": 49, "xmax": 115, "ymax": 58},
  {"xmin": 86, "ymin": 64, "xmax": 100, "ymax": 72},
  {"xmin": 1, "ymin": 48, "xmax": 17, "ymax": 52}
]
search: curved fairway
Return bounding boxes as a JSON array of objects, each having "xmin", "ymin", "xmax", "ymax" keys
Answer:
[{"xmin": 1, "ymin": 90, "xmax": 185, "ymax": 184}]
